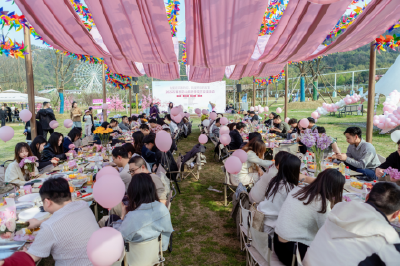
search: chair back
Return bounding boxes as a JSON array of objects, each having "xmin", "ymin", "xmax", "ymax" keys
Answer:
[
  {"xmin": 239, "ymin": 199, "xmax": 250, "ymax": 233},
  {"xmin": 248, "ymin": 212, "xmax": 271, "ymax": 264},
  {"xmin": 377, "ymin": 154, "xmax": 386, "ymax": 164},
  {"xmin": 125, "ymin": 235, "xmax": 164, "ymax": 266},
  {"xmin": 273, "ymin": 143, "xmax": 298, "ymax": 158}
]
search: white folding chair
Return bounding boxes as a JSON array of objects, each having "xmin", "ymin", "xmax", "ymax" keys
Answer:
[
  {"xmin": 239, "ymin": 199, "xmax": 251, "ymax": 251},
  {"xmin": 123, "ymin": 235, "xmax": 165, "ymax": 266},
  {"xmin": 273, "ymin": 143, "xmax": 299, "ymax": 158}
]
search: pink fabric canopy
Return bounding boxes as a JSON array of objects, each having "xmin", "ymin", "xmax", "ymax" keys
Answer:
[
  {"xmin": 185, "ymin": 0, "xmax": 269, "ymax": 68},
  {"xmin": 187, "ymin": 66, "xmax": 225, "ymax": 83},
  {"xmin": 305, "ymin": 0, "xmax": 400, "ymax": 60},
  {"xmin": 15, "ymin": 0, "xmax": 109, "ymax": 58},
  {"xmin": 104, "ymin": 58, "xmax": 144, "ymax": 77},
  {"xmin": 143, "ymin": 63, "xmax": 180, "ymax": 81},
  {"xmin": 257, "ymin": 63, "xmax": 286, "ymax": 78}
]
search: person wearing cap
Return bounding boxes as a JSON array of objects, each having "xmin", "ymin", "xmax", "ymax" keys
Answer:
[
  {"xmin": 83, "ymin": 110, "xmax": 93, "ymax": 136},
  {"xmin": 249, "ymin": 111, "xmax": 259, "ymax": 123},
  {"xmin": 307, "ymin": 117, "xmax": 317, "ymax": 131}
]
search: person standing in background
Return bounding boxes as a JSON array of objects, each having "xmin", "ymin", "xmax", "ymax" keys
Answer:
[
  {"xmin": 4, "ymin": 103, "xmax": 11, "ymax": 123},
  {"xmin": 167, "ymin": 102, "xmax": 173, "ymax": 113},
  {"xmin": 83, "ymin": 110, "xmax": 93, "ymax": 137},
  {"xmin": 0, "ymin": 105, "xmax": 7, "ymax": 127},
  {"xmin": 36, "ymin": 102, "xmax": 56, "ymax": 140},
  {"xmin": 70, "ymin": 101, "xmax": 83, "ymax": 129}
]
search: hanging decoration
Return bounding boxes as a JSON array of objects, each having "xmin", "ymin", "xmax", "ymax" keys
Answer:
[
  {"xmin": 258, "ymin": 0, "xmax": 287, "ymax": 36},
  {"xmin": 253, "ymin": 70, "xmax": 285, "ymax": 86},
  {"xmin": 69, "ymin": 0, "xmax": 95, "ymax": 31},
  {"xmin": 166, "ymin": 0, "xmax": 180, "ymax": 37},
  {"xmin": 182, "ymin": 38, "xmax": 186, "ymax": 65},
  {"xmin": 0, "ymin": 38, "xmax": 27, "ymax": 58}
]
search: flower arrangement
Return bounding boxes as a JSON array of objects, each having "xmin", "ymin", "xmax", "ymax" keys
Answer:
[
  {"xmin": 67, "ymin": 144, "xmax": 77, "ymax": 158},
  {"xmin": 384, "ymin": 167, "xmax": 400, "ymax": 180},
  {"xmin": 300, "ymin": 129, "xmax": 333, "ymax": 175},
  {"xmin": 93, "ymin": 127, "xmax": 113, "ymax": 146},
  {"xmin": 18, "ymin": 156, "xmax": 38, "ymax": 174}
]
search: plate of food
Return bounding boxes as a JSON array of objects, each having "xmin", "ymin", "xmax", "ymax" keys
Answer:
[{"xmin": 17, "ymin": 193, "xmax": 40, "ymax": 203}]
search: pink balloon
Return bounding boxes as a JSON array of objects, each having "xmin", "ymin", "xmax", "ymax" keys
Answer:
[
  {"xmin": 225, "ymin": 156, "xmax": 242, "ymax": 174},
  {"xmin": 210, "ymin": 112, "xmax": 217, "ymax": 120},
  {"xmin": 102, "ymin": 103, "xmax": 108, "ymax": 109},
  {"xmin": 93, "ymin": 175, "xmax": 125, "ymax": 209},
  {"xmin": 96, "ymin": 166, "xmax": 119, "ymax": 181},
  {"xmin": 377, "ymin": 123, "xmax": 385, "ymax": 129},
  {"xmin": 50, "ymin": 120, "xmax": 59, "ymax": 129},
  {"xmin": 198, "ymin": 134, "xmax": 208, "ymax": 144},
  {"xmin": 19, "ymin": 109, "xmax": 32, "ymax": 122},
  {"xmin": 220, "ymin": 117, "xmax": 228, "ymax": 125},
  {"xmin": 220, "ymin": 126, "xmax": 229, "ymax": 135},
  {"xmin": 264, "ymin": 107, "xmax": 269, "ymax": 112},
  {"xmin": 254, "ymin": 106, "xmax": 259, "ymax": 111},
  {"xmin": 311, "ymin": 112, "xmax": 318, "ymax": 119},
  {"xmin": 155, "ymin": 131, "xmax": 172, "ymax": 152},
  {"xmin": 276, "ymin": 107, "xmax": 282, "ymax": 114},
  {"xmin": 220, "ymin": 134, "xmax": 231, "ymax": 146},
  {"xmin": 373, "ymin": 120, "xmax": 379, "ymax": 126},
  {"xmin": 185, "ymin": 113, "xmax": 190, "ymax": 118},
  {"xmin": 299, "ymin": 118, "xmax": 309, "ymax": 129},
  {"xmin": 285, "ymin": 117, "xmax": 290, "ymax": 123},
  {"xmin": 173, "ymin": 114, "xmax": 183, "ymax": 123},
  {"xmin": 64, "ymin": 119, "xmax": 73, "ymax": 128},
  {"xmin": 195, "ymin": 108, "xmax": 201, "ymax": 114},
  {"xmin": 250, "ymin": 107, "xmax": 255, "ymax": 111},
  {"xmin": 232, "ymin": 149, "xmax": 248, "ymax": 163},
  {"xmin": 87, "ymin": 227, "xmax": 124, "ymax": 266},
  {"xmin": 171, "ymin": 107, "xmax": 180, "ymax": 116},
  {"xmin": 0, "ymin": 126, "xmax": 14, "ymax": 142},
  {"xmin": 197, "ymin": 113, "xmax": 201, "ymax": 117}
]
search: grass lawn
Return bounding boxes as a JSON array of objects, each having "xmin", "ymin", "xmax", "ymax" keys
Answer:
[{"xmin": 5, "ymin": 97, "xmax": 395, "ymax": 266}]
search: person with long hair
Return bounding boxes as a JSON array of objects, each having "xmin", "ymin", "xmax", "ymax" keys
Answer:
[
  {"xmin": 130, "ymin": 116, "xmax": 140, "ymax": 131},
  {"xmin": 257, "ymin": 154, "xmax": 301, "ymax": 235},
  {"xmin": 229, "ymin": 122, "xmax": 245, "ymax": 150},
  {"xmin": 70, "ymin": 101, "xmax": 82, "ymax": 129},
  {"xmin": 117, "ymin": 173, "xmax": 173, "ymax": 251},
  {"xmin": 231, "ymin": 138, "xmax": 273, "ymax": 186},
  {"xmin": 63, "ymin": 128, "xmax": 81, "ymax": 152},
  {"xmin": 274, "ymin": 169, "xmax": 345, "ymax": 266},
  {"xmin": 42, "ymin": 133, "xmax": 66, "ymax": 161},
  {"xmin": 30, "ymin": 136, "xmax": 58, "ymax": 173},
  {"xmin": 167, "ymin": 102, "xmax": 173, "ymax": 113},
  {"xmin": 123, "ymin": 142, "xmax": 152, "ymax": 172},
  {"xmin": 132, "ymin": 131, "xmax": 145, "ymax": 155},
  {"xmin": 5, "ymin": 143, "xmax": 39, "ymax": 185},
  {"xmin": 249, "ymin": 151, "xmax": 289, "ymax": 203}
]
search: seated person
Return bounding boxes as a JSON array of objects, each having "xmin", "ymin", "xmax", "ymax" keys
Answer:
[
  {"xmin": 128, "ymin": 156, "xmax": 167, "ymax": 205},
  {"xmin": 130, "ymin": 116, "xmax": 140, "ymax": 131},
  {"xmin": 287, "ymin": 118, "xmax": 298, "ymax": 139},
  {"xmin": 118, "ymin": 116, "xmax": 130, "ymax": 131},
  {"xmin": 117, "ymin": 173, "xmax": 173, "ymax": 251},
  {"xmin": 229, "ymin": 122, "xmax": 246, "ymax": 150},
  {"xmin": 0, "ymin": 251, "xmax": 36, "ymax": 266},
  {"xmin": 109, "ymin": 119, "xmax": 122, "ymax": 133},
  {"xmin": 63, "ymin": 127, "xmax": 81, "ymax": 152},
  {"xmin": 307, "ymin": 117, "xmax": 317, "ymax": 131},
  {"xmin": 264, "ymin": 112, "xmax": 276, "ymax": 127},
  {"xmin": 73, "ymin": 128, "xmax": 83, "ymax": 148},
  {"xmin": 42, "ymin": 133, "xmax": 67, "ymax": 161},
  {"xmin": 111, "ymin": 147, "xmax": 132, "ymax": 191},
  {"xmin": 140, "ymin": 124, "xmax": 151, "ymax": 136},
  {"xmin": 231, "ymin": 138, "xmax": 273, "ymax": 186},
  {"xmin": 30, "ymin": 136, "xmax": 58, "ymax": 173},
  {"xmin": 258, "ymin": 154, "xmax": 301, "ymax": 235},
  {"xmin": 269, "ymin": 115, "xmax": 290, "ymax": 137},
  {"xmin": 249, "ymin": 111, "xmax": 259, "ymax": 123},
  {"xmin": 149, "ymin": 118, "xmax": 162, "ymax": 134},
  {"xmin": 375, "ymin": 139, "xmax": 400, "ymax": 184},
  {"xmin": 249, "ymin": 151, "xmax": 289, "ymax": 203},
  {"xmin": 123, "ymin": 142, "xmax": 152, "ymax": 172},
  {"xmin": 164, "ymin": 114, "xmax": 178, "ymax": 134},
  {"xmin": 228, "ymin": 123, "xmax": 237, "ymax": 131},
  {"xmin": 24, "ymin": 120, "xmax": 43, "ymax": 145},
  {"xmin": 334, "ymin": 127, "xmax": 380, "ymax": 181},
  {"xmin": 163, "ymin": 126, "xmax": 177, "ymax": 153},
  {"xmin": 315, "ymin": 127, "xmax": 340, "ymax": 154},
  {"xmin": 274, "ymin": 169, "xmax": 345, "ymax": 266},
  {"xmin": 93, "ymin": 116, "xmax": 101, "ymax": 127},
  {"xmin": 131, "ymin": 131, "xmax": 145, "ymax": 155},
  {"xmin": 210, "ymin": 118, "xmax": 221, "ymax": 138},
  {"xmin": 303, "ymin": 182, "xmax": 400, "ymax": 266},
  {"xmin": 5, "ymin": 143, "xmax": 39, "ymax": 185},
  {"xmin": 248, "ymin": 132, "xmax": 262, "ymax": 142},
  {"xmin": 25, "ymin": 177, "xmax": 99, "ymax": 264}
]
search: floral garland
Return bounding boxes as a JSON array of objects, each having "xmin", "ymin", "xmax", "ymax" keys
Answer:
[
  {"xmin": 259, "ymin": 0, "xmax": 287, "ymax": 36},
  {"xmin": 182, "ymin": 38, "xmax": 186, "ymax": 65},
  {"xmin": 253, "ymin": 70, "xmax": 285, "ymax": 86},
  {"xmin": 0, "ymin": 38, "xmax": 27, "ymax": 58},
  {"xmin": 166, "ymin": 0, "xmax": 179, "ymax": 37}
]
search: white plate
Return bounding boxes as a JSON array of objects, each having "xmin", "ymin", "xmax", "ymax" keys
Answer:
[
  {"xmin": 15, "ymin": 202, "xmax": 35, "ymax": 212},
  {"xmin": 17, "ymin": 193, "xmax": 40, "ymax": 203},
  {"xmin": 18, "ymin": 207, "xmax": 50, "ymax": 222}
]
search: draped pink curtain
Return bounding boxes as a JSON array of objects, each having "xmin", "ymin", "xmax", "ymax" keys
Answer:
[
  {"xmin": 15, "ymin": 0, "xmax": 109, "ymax": 58},
  {"xmin": 257, "ymin": 63, "xmax": 286, "ymax": 78},
  {"xmin": 305, "ymin": 0, "xmax": 400, "ymax": 60},
  {"xmin": 185, "ymin": 0, "xmax": 269, "ymax": 68},
  {"xmin": 104, "ymin": 58, "xmax": 144, "ymax": 77},
  {"xmin": 143, "ymin": 63, "xmax": 180, "ymax": 81},
  {"xmin": 188, "ymin": 66, "xmax": 225, "ymax": 83}
]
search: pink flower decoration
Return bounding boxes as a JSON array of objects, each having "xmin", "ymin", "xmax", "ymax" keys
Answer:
[{"xmin": 69, "ymin": 144, "xmax": 76, "ymax": 150}]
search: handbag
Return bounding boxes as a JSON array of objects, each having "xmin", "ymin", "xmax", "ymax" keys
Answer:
[{"xmin": 249, "ymin": 203, "xmax": 265, "ymax": 232}]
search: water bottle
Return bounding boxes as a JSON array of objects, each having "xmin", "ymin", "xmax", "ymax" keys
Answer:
[
  {"xmin": 93, "ymin": 164, "xmax": 98, "ymax": 175},
  {"xmin": 308, "ymin": 153, "xmax": 313, "ymax": 163},
  {"xmin": 345, "ymin": 166, "xmax": 350, "ymax": 179},
  {"xmin": 361, "ymin": 184, "xmax": 368, "ymax": 201}
]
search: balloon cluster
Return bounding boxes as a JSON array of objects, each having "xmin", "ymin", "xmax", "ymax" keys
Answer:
[
  {"xmin": 313, "ymin": 93, "xmax": 361, "ymax": 117},
  {"xmin": 224, "ymin": 150, "xmax": 248, "ymax": 175},
  {"xmin": 170, "ymin": 105, "xmax": 186, "ymax": 123},
  {"xmin": 249, "ymin": 106, "xmax": 269, "ymax": 113},
  {"xmin": 374, "ymin": 90, "xmax": 400, "ymax": 133}
]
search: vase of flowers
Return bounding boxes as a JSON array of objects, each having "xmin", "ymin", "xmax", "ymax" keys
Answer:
[
  {"xmin": 300, "ymin": 129, "xmax": 333, "ymax": 176},
  {"xmin": 93, "ymin": 126, "xmax": 113, "ymax": 148},
  {"xmin": 18, "ymin": 156, "xmax": 38, "ymax": 176}
]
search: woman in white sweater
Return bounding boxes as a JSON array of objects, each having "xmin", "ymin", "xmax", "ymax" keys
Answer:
[
  {"xmin": 274, "ymin": 169, "xmax": 345, "ymax": 266},
  {"xmin": 5, "ymin": 142, "xmax": 39, "ymax": 186},
  {"xmin": 257, "ymin": 154, "xmax": 301, "ymax": 235},
  {"xmin": 231, "ymin": 139, "xmax": 273, "ymax": 186}
]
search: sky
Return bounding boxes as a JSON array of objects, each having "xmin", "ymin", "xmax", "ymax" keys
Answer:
[{"xmin": 1, "ymin": 0, "xmax": 367, "ymax": 48}]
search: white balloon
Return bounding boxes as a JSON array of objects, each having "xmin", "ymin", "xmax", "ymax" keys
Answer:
[
  {"xmin": 391, "ymin": 130, "xmax": 400, "ymax": 143},
  {"xmin": 203, "ymin": 119, "xmax": 210, "ymax": 127}
]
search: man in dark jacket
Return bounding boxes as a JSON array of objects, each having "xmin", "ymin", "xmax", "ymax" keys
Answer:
[
  {"xmin": 229, "ymin": 122, "xmax": 246, "ymax": 150},
  {"xmin": 24, "ymin": 120, "xmax": 43, "ymax": 144},
  {"xmin": 36, "ymin": 101, "xmax": 56, "ymax": 140},
  {"xmin": 0, "ymin": 105, "xmax": 7, "ymax": 126},
  {"xmin": 4, "ymin": 104, "xmax": 12, "ymax": 122}
]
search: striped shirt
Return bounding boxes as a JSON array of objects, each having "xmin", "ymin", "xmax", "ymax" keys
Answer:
[{"xmin": 28, "ymin": 201, "xmax": 99, "ymax": 266}]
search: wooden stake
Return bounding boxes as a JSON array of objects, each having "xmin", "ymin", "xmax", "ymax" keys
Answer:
[
  {"xmin": 366, "ymin": 41, "xmax": 376, "ymax": 143},
  {"xmin": 252, "ymin": 76, "xmax": 256, "ymax": 107},
  {"xmin": 102, "ymin": 64, "xmax": 107, "ymax": 122},
  {"xmin": 24, "ymin": 25, "xmax": 36, "ymax": 140},
  {"xmin": 284, "ymin": 64, "xmax": 288, "ymax": 120}
]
